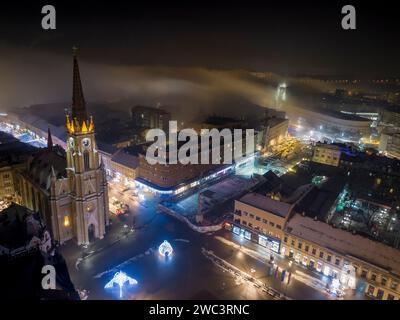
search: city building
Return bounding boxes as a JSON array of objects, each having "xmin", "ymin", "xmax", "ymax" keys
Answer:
[
  {"xmin": 200, "ymin": 116, "xmax": 245, "ymax": 131},
  {"xmin": 110, "ymin": 148, "xmax": 140, "ymax": 185},
  {"xmin": 262, "ymin": 117, "xmax": 289, "ymax": 151},
  {"xmin": 379, "ymin": 129, "xmax": 400, "ymax": 159},
  {"xmin": 0, "ymin": 132, "xmax": 38, "ymax": 204},
  {"xmin": 233, "ymin": 192, "xmax": 293, "ymax": 252},
  {"xmin": 282, "ymin": 213, "xmax": 400, "ymax": 300},
  {"xmin": 312, "ymin": 142, "xmax": 342, "ymax": 167},
  {"xmin": 131, "ymin": 105, "xmax": 171, "ymax": 133},
  {"xmin": 96, "ymin": 141, "xmax": 118, "ymax": 178},
  {"xmin": 136, "ymin": 143, "xmax": 228, "ymax": 196},
  {"xmin": 381, "ymin": 105, "xmax": 400, "ymax": 127},
  {"xmin": 285, "ymin": 102, "xmax": 372, "ymax": 138},
  {"xmin": 135, "ymin": 130, "xmax": 256, "ymax": 197},
  {"xmin": 15, "ymin": 51, "xmax": 109, "ymax": 245}
]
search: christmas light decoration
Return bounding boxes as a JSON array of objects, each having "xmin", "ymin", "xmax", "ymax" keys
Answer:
[
  {"xmin": 159, "ymin": 240, "xmax": 173, "ymax": 257},
  {"xmin": 104, "ymin": 271, "xmax": 137, "ymax": 298}
]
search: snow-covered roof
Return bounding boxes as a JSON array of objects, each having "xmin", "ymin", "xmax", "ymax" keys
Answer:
[
  {"xmin": 286, "ymin": 214, "xmax": 400, "ymax": 276},
  {"xmin": 238, "ymin": 193, "xmax": 292, "ymax": 218},
  {"xmin": 111, "ymin": 149, "xmax": 139, "ymax": 169}
]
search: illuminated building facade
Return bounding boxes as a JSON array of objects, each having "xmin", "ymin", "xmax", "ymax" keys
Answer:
[
  {"xmin": 233, "ymin": 192, "xmax": 294, "ymax": 253},
  {"xmin": 110, "ymin": 149, "xmax": 139, "ymax": 185},
  {"xmin": 379, "ymin": 130, "xmax": 400, "ymax": 160},
  {"xmin": 16, "ymin": 51, "xmax": 109, "ymax": 245},
  {"xmin": 312, "ymin": 143, "xmax": 341, "ymax": 167},
  {"xmin": 0, "ymin": 133, "xmax": 38, "ymax": 204},
  {"xmin": 282, "ymin": 214, "xmax": 400, "ymax": 300},
  {"xmin": 262, "ymin": 117, "xmax": 289, "ymax": 150}
]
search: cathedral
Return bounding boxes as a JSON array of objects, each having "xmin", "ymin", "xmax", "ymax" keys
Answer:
[{"xmin": 17, "ymin": 50, "xmax": 109, "ymax": 245}]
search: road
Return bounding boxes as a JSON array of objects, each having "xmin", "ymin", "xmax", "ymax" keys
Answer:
[
  {"xmin": 60, "ymin": 189, "xmax": 338, "ymax": 300},
  {"xmin": 0, "ymin": 122, "xmax": 353, "ymax": 299}
]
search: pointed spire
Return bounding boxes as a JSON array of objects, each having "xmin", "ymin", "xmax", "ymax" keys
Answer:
[
  {"xmin": 51, "ymin": 165, "xmax": 56, "ymax": 178},
  {"xmin": 72, "ymin": 46, "xmax": 88, "ymax": 123},
  {"xmin": 47, "ymin": 127, "xmax": 53, "ymax": 150}
]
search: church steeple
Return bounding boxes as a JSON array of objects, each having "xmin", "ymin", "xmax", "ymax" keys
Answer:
[
  {"xmin": 47, "ymin": 127, "xmax": 53, "ymax": 150},
  {"xmin": 72, "ymin": 46, "xmax": 88, "ymax": 123},
  {"xmin": 67, "ymin": 47, "xmax": 94, "ymax": 135}
]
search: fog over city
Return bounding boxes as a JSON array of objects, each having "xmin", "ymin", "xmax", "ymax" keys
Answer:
[
  {"xmin": 0, "ymin": 45, "xmax": 282, "ymax": 123},
  {"xmin": 2, "ymin": 2, "xmax": 400, "ymax": 304}
]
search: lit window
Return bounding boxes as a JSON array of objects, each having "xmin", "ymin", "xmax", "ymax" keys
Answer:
[{"xmin": 64, "ymin": 215, "xmax": 70, "ymax": 227}]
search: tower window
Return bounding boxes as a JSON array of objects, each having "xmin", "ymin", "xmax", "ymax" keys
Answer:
[
  {"xmin": 84, "ymin": 151, "xmax": 90, "ymax": 171},
  {"xmin": 64, "ymin": 215, "xmax": 70, "ymax": 227}
]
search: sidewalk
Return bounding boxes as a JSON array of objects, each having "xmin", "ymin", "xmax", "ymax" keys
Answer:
[{"xmin": 213, "ymin": 230, "xmax": 368, "ymax": 300}]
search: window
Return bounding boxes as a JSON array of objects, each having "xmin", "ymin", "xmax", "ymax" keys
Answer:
[
  {"xmin": 84, "ymin": 151, "xmax": 90, "ymax": 171},
  {"xmin": 255, "ymin": 216, "xmax": 261, "ymax": 221},
  {"xmin": 248, "ymin": 223, "xmax": 253, "ymax": 228},
  {"xmin": 298, "ymin": 242, "xmax": 302, "ymax": 249},
  {"xmin": 319, "ymin": 252, "xmax": 324, "ymax": 259},
  {"xmin": 361, "ymin": 270, "xmax": 368, "ymax": 279},
  {"xmin": 242, "ymin": 221, "xmax": 247, "ymax": 226},
  {"xmin": 371, "ymin": 274, "xmax": 377, "ymax": 281},
  {"xmin": 381, "ymin": 278, "xmax": 387, "ymax": 286},
  {"xmin": 387, "ymin": 294, "xmax": 395, "ymax": 300},
  {"xmin": 269, "ymin": 221, "xmax": 275, "ymax": 227},
  {"xmin": 276, "ymin": 224, "xmax": 282, "ymax": 230},
  {"xmin": 249, "ymin": 214, "xmax": 255, "ymax": 219},
  {"xmin": 283, "ymin": 236, "xmax": 288, "ymax": 243},
  {"xmin": 327, "ymin": 255, "xmax": 332, "ymax": 262},
  {"xmin": 335, "ymin": 258, "xmax": 340, "ymax": 266},
  {"xmin": 63, "ymin": 215, "xmax": 70, "ymax": 227},
  {"xmin": 312, "ymin": 248, "xmax": 316, "ymax": 255},
  {"xmin": 367, "ymin": 285, "xmax": 375, "ymax": 296},
  {"xmin": 262, "ymin": 219, "xmax": 268, "ymax": 224},
  {"xmin": 305, "ymin": 245, "xmax": 309, "ymax": 252},
  {"xmin": 391, "ymin": 282, "xmax": 398, "ymax": 290},
  {"xmin": 291, "ymin": 239, "xmax": 295, "ymax": 246},
  {"xmin": 376, "ymin": 289, "xmax": 384, "ymax": 300}
]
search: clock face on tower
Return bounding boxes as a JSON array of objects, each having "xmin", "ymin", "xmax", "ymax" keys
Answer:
[{"xmin": 82, "ymin": 138, "xmax": 91, "ymax": 149}]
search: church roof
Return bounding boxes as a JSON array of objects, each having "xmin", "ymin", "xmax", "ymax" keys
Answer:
[{"xmin": 26, "ymin": 146, "xmax": 66, "ymax": 192}]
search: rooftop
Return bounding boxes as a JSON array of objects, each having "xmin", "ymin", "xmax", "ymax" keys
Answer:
[
  {"xmin": 238, "ymin": 192, "xmax": 292, "ymax": 218},
  {"xmin": 286, "ymin": 214, "xmax": 400, "ymax": 276},
  {"xmin": 111, "ymin": 149, "xmax": 139, "ymax": 169}
]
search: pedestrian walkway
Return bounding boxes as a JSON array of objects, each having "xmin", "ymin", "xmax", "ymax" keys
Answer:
[{"xmin": 213, "ymin": 230, "xmax": 367, "ymax": 300}]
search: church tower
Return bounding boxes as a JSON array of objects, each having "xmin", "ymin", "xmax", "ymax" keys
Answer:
[{"xmin": 66, "ymin": 48, "xmax": 109, "ymax": 245}]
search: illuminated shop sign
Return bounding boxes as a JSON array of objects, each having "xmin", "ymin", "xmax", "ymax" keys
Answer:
[
  {"xmin": 233, "ymin": 226, "xmax": 251, "ymax": 240},
  {"xmin": 258, "ymin": 235, "xmax": 280, "ymax": 253}
]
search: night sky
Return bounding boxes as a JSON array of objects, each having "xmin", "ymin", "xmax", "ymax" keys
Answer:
[{"xmin": 1, "ymin": 1, "xmax": 399, "ymax": 76}]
